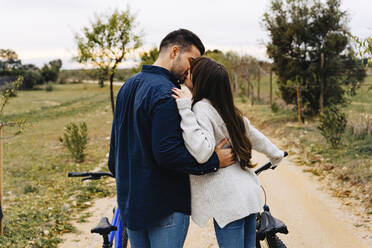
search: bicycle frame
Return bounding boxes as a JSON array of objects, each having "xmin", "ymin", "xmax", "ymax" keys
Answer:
[
  {"xmin": 109, "ymin": 206, "xmax": 123, "ymax": 248},
  {"xmin": 68, "ymin": 172, "xmax": 126, "ymax": 248}
]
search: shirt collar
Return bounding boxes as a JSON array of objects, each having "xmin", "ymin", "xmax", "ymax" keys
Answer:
[{"xmin": 141, "ymin": 65, "xmax": 181, "ymax": 87}]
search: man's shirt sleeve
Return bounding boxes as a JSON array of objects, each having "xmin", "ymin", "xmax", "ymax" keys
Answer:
[{"xmin": 151, "ymin": 96, "xmax": 220, "ymax": 175}]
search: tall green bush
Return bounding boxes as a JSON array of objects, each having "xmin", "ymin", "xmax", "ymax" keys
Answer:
[
  {"xmin": 317, "ymin": 105, "xmax": 347, "ymax": 148},
  {"xmin": 62, "ymin": 122, "xmax": 88, "ymax": 162}
]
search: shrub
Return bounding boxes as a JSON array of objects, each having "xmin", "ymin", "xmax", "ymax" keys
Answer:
[
  {"xmin": 317, "ymin": 105, "xmax": 347, "ymax": 148},
  {"xmin": 20, "ymin": 67, "xmax": 44, "ymax": 89},
  {"xmin": 24, "ymin": 184, "xmax": 39, "ymax": 194},
  {"xmin": 62, "ymin": 122, "xmax": 88, "ymax": 162},
  {"xmin": 45, "ymin": 82, "xmax": 54, "ymax": 92},
  {"xmin": 271, "ymin": 102, "xmax": 279, "ymax": 113},
  {"xmin": 98, "ymin": 79, "xmax": 104, "ymax": 88}
]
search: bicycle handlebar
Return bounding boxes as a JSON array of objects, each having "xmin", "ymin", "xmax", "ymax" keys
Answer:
[
  {"xmin": 68, "ymin": 151, "xmax": 288, "ymax": 180},
  {"xmin": 68, "ymin": 171, "xmax": 114, "ymax": 181},
  {"xmin": 254, "ymin": 151, "xmax": 288, "ymax": 175}
]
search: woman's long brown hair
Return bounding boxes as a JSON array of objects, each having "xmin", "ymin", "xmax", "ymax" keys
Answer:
[{"xmin": 190, "ymin": 57, "xmax": 255, "ymax": 169}]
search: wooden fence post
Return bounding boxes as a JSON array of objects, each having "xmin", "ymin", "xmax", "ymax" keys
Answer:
[
  {"xmin": 257, "ymin": 66, "xmax": 261, "ymax": 102},
  {"xmin": 234, "ymin": 72, "xmax": 238, "ymax": 96},
  {"xmin": 270, "ymin": 67, "xmax": 273, "ymax": 105},
  {"xmin": 296, "ymin": 85, "xmax": 302, "ymax": 124},
  {"xmin": 251, "ymin": 81, "xmax": 254, "ymax": 106},
  {"xmin": 320, "ymin": 52, "xmax": 324, "ymax": 114}
]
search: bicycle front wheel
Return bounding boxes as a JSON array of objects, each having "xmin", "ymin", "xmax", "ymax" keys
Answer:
[
  {"xmin": 256, "ymin": 239, "xmax": 269, "ymax": 248},
  {"xmin": 121, "ymin": 225, "xmax": 129, "ymax": 248},
  {"xmin": 265, "ymin": 235, "xmax": 287, "ymax": 248}
]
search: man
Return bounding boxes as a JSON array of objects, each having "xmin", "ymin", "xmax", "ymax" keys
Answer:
[{"xmin": 108, "ymin": 29, "xmax": 234, "ymax": 247}]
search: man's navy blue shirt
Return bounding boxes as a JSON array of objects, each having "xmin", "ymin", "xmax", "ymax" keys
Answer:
[{"xmin": 108, "ymin": 65, "xmax": 220, "ymax": 230}]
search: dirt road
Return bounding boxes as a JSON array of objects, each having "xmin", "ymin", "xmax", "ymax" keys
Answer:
[
  {"xmin": 59, "ymin": 151, "xmax": 371, "ymax": 248},
  {"xmin": 247, "ymin": 151, "xmax": 371, "ymax": 248},
  {"xmin": 184, "ymin": 151, "xmax": 371, "ymax": 248}
]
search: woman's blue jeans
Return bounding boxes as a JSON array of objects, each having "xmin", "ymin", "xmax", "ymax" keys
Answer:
[
  {"xmin": 213, "ymin": 213, "xmax": 257, "ymax": 248},
  {"xmin": 126, "ymin": 212, "xmax": 189, "ymax": 248}
]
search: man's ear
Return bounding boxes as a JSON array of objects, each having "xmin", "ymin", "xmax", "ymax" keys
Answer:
[{"xmin": 169, "ymin": 45, "xmax": 180, "ymax": 59}]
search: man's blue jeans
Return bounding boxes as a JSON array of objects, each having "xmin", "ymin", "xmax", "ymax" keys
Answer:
[
  {"xmin": 213, "ymin": 213, "xmax": 257, "ymax": 248},
  {"xmin": 126, "ymin": 212, "xmax": 189, "ymax": 248}
]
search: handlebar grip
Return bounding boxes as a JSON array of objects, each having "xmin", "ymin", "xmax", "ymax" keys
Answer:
[
  {"xmin": 255, "ymin": 151, "xmax": 289, "ymax": 175},
  {"xmin": 68, "ymin": 172, "xmax": 90, "ymax": 177},
  {"xmin": 254, "ymin": 162, "xmax": 272, "ymax": 175},
  {"xmin": 271, "ymin": 151, "xmax": 288, "ymax": 169}
]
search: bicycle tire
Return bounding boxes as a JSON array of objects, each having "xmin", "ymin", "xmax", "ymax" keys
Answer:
[
  {"xmin": 266, "ymin": 234, "xmax": 287, "ymax": 248},
  {"xmin": 257, "ymin": 239, "xmax": 269, "ymax": 248},
  {"xmin": 256, "ymin": 239, "xmax": 263, "ymax": 248}
]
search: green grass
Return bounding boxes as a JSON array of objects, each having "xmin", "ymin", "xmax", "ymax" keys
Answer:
[
  {"xmin": 347, "ymin": 75, "xmax": 372, "ymax": 115},
  {"xmin": 1, "ymin": 83, "xmax": 118, "ymax": 247}
]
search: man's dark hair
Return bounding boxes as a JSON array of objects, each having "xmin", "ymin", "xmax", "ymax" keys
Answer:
[{"xmin": 159, "ymin": 29, "xmax": 205, "ymax": 55}]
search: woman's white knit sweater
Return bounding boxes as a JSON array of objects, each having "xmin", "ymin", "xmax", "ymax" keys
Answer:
[{"xmin": 176, "ymin": 98, "xmax": 283, "ymax": 228}]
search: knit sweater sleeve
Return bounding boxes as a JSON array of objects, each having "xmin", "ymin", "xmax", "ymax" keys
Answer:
[
  {"xmin": 243, "ymin": 117, "xmax": 284, "ymax": 165},
  {"xmin": 175, "ymin": 98, "xmax": 216, "ymax": 164}
]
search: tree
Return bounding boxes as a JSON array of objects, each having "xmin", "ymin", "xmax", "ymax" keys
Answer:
[
  {"xmin": 132, "ymin": 47, "xmax": 159, "ymax": 73},
  {"xmin": 349, "ymin": 35, "xmax": 372, "ymax": 68},
  {"xmin": 0, "ymin": 49, "xmax": 21, "ymax": 75},
  {"xmin": 0, "ymin": 50, "xmax": 44, "ymax": 89},
  {"xmin": 348, "ymin": 35, "xmax": 371, "ymax": 91},
  {"xmin": 41, "ymin": 59, "xmax": 62, "ymax": 83},
  {"xmin": 43, "ymin": 59, "xmax": 62, "ymax": 82},
  {"xmin": 20, "ymin": 65, "xmax": 44, "ymax": 89},
  {"xmin": 234, "ymin": 55, "xmax": 260, "ymax": 105},
  {"xmin": 205, "ymin": 50, "xmax": 260, "ymax": 101},
  {"xmin": 74, "ymin": 8, "xmax": 142, "ymax": 114},
  {"xmin": 263, "ymin": 0, "xmax": 366, "ymax": 119}
]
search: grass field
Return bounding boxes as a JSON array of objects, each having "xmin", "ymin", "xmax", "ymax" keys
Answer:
[
  {"xmin": 1, "ymin": 84, "xmax": 119, "ymax": 247},
  {"xmin": 347, "ymin": 75, "xmax": 372, "ymax": 115}
]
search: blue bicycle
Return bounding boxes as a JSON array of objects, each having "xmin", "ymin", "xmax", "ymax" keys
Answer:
[
  {"xmin": 68, "ymin": 172, "xmax": 129, "ymax": 248},
  {"xmin": 68, "ymin": 151, "xmax": 288, "ymax": 248}
]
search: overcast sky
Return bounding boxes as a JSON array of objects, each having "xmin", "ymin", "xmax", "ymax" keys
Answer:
[{"xmin": 1, "ymin": 0, "xmax": 371, "ymax": 69}]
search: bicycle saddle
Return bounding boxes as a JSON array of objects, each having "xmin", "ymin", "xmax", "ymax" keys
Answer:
[
  {"xmin": 91, "ymin": 217, "xmax": 117, "ymax": 235},
  {"xmin": 257, "ymin": 205, "xmax": 288, "ymax": 240}
]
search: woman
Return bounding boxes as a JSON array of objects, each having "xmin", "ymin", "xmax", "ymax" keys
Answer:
[{"xmin": 171, "ymin": 57, "xmax": 285, "ymax": 248}]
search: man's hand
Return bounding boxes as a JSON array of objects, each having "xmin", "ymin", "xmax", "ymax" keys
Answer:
[{"xmin": 215, "ymin": 139, "xmax": 234, "ymax": 168}]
